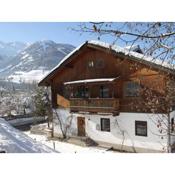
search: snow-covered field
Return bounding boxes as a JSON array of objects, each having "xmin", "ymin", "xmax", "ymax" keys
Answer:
[
  {"xmin": 0, "ymin": 118, "xmax": 56, "ymax": 153},
  {"xmin": 24, "ymin": 131, "xmax": 116, "ymax": 153},
  {"xmin": 8, "ymin": 70, "xmax": 49, "ymax": 83}
]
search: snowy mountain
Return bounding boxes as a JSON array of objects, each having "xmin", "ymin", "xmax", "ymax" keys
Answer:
[
  {"xmin": 0, "ymin": 41, "xmax": 27, "ymax": 57},
  {"xmin": 0, "ymin": 40, "xmax": 75, "ymax": 83},
  {"xmin": 0, "ymin": 41, "xmax": 27, "ymax": 69}
]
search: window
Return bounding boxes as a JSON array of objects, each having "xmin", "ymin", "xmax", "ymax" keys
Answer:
[
  {"xmin": 100, "ymin": 85, "xmax": 109, "ymax": 98},
  {"xmin": 101, "ymin": 118, "xmax": 110, "ymax": 132},
  {"xmin": 75, "ymin": 86, "xmax": 89, "ymax": 98},
  {"xmin": 124, "ymin": 81, "xmax": 140, "ymax": 97},
  {"xmin": 135, "ymin": 121, "xmax": 147, "ymax": 136},
  {"xmin": 88, "ymin": 59, "xmax": 105, "ymax": 69},
  {"xmin": 96, "ymin": 59, "xmax": 104, "ymax": 68},
  {"xmin": 88, "ymin": 61, "xmax": 94, "ymax": 68}
]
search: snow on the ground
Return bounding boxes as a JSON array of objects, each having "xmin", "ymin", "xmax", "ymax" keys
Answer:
[
  {"xmin": 8, "ymin": 70, "xmax": 49, "ymax": 83},
  {"xmin": 24, "ymin": 131, "xmax": 115, "ymax": 153},
  {"xmin": 0, "ymin": 118, "xmax": 57, "ymax": 153}
]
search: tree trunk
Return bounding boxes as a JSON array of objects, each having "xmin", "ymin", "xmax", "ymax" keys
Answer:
[{"xmin": 167, "ymin": 112, "xmax": 171, "ymax": 153}]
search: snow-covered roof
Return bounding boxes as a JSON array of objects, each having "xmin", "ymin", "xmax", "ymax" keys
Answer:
[
  {"xmin": 0, "ymin": 118, "xmax": 57, "ymax": 153},
  {"xmin": 88, "ymin": 40, "xmax": 175, "ymax": 70},
  {"xmin": 39, "ymin": 40, "xmax": 175, "ymax": 86},
  {"xmin": 39, "ymin": 42, "xmax": 85, "ymax": 86},
  {"xmin": 64, "ymin": 78, "xmax": 117, "ymax": 85},
  {"xmin": 124, "ymin": 44, "xmax": 143, "ymax": 53}
]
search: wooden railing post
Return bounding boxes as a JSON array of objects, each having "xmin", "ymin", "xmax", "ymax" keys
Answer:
[{"xmin": 70, "ymin": 98, "xmax": 119, "ymax": 114}]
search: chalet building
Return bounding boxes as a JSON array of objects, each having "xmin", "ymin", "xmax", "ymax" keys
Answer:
[{"xmin": 39, "ymin": 40, "xmax": 175, "ymax": 153}]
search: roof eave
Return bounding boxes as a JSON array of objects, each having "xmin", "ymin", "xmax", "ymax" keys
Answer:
[
  {"xmin": 88, "ymin": 42, "xmax": 175, "ymax": 76},
  {"xmin": 38, "ymin": 40, "xmax": 175, "ymax": 87},
  {"xmin": 38, "ymin": 41, "xmax": 89, "ymax": 86}
]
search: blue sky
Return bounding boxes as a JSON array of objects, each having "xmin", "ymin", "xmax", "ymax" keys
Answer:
[{"xmin": 0, "ymin": 22, "xmax": 115, "ymax": 47}]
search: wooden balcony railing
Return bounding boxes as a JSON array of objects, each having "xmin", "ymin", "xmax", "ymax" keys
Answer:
[{"xmin": 70, "ymin": 98, "xmax": 119, "ymax": 115}]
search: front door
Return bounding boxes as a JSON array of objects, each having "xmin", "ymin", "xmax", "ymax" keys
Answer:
[{"xmin": 77, "ymin": 117, "xmax": 85, "ymax": 136}]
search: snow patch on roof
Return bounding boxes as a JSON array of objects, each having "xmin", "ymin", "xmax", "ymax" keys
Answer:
[
  {"xmin": 124, "ymin": 44, "xmax": 143, "ymax": 53},
  {"xmin": 64, "ymin": 78, "xmax": 117, "ymax": 85},
  {"xmin": 88, "ymin": 40, "xmax": 175, "ymax": 70}
]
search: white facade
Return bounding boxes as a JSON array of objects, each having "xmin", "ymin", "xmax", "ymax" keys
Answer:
[{"xmin": 53, "ymin": 108, "xmax": 175, "ymax": 153}]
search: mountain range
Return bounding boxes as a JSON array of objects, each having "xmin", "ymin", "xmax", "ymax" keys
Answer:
[
  {"xmin": 0, "ymin": 41, "xmax": 28, "ymax": 69},
  {"xmin": 0, "ymin": 40, "xmax": 75, "ymax": 83}
]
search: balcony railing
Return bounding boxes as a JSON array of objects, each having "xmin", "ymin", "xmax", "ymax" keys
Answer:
[{"xmin": 70, "ymin": 98, "xmax": 119, "ymax": 115}]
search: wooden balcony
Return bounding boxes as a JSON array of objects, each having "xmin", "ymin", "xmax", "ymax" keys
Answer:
[{"xmin": 70, "ymin": 98, "xmax": 119, "ymax": 115}]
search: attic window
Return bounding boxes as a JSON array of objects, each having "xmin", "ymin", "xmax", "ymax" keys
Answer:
[
  {"xmin": 88, "ymin": 61, "xmax": 94, "ymax": 68},
  {"xmin": 96, "ymin": 59, "xmax": 104, "ymax": 68}
]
